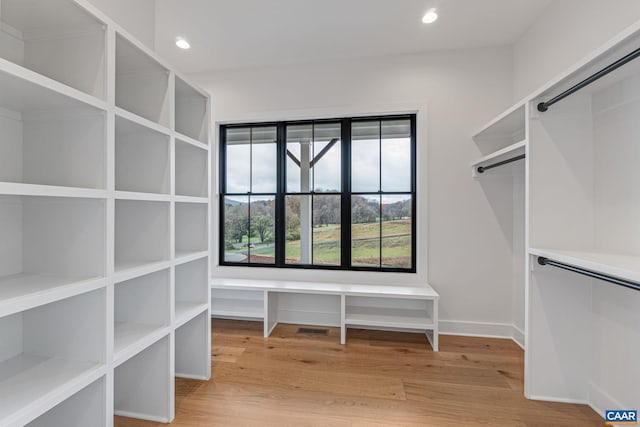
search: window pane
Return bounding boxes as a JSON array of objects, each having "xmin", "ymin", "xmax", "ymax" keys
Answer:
[
  {"xmin": 381, "ymin": 120, "xmax": 411, "ymax": 192},
  {"xmin": 286, "ymin": 124, "xmax": 312, "ymax": 193},
  {"xmin": 223, "ymin": 196, "xmax": 249, "ymax": 263},
  {"xmin": 351, "ymin": 121, "xmax": 380, "ymax": 192},
  {"xmin": 248, "ymin": 196, "xmax": 276, "ymax": 264},
  {"xmin": 285, "ymin": 195, "xmax": 303, "ymax": 264},
  {"xmin": 225, "ymin": 128, "xmax": 250, "ymax": 193},
  {"xmin": 286, "ymin": 195, "xmax": 341, "ymax": 266},
  {"xmin": 312, "ymin": 195, "xmax": 341, "ymax": 266},
  {"xmin": 313, "ymin": 123, "xmax": 341, "ymax": 192},
  {"xmin": 351, "ymin": 194, "xmax": 380, "ymax": 267},
  {"xmin": 251, "ymin": 127, "xmax": 277, "ymax": 193},
  {"xmin": 381, "ymin": 195, "xmax": 412, "ymax": 269}
]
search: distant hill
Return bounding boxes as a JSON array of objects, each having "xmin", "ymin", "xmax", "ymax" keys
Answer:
[{"xmin": 225, "ymin": 198, "xmax": 247, "ymax": 206}]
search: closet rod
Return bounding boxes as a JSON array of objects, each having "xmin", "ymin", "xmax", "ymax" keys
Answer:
[
  {"xmin": 537, "ymin": 46, "xmax": 640, "ymax": 112},
  {"xmin": 477, "ymin": 154, "xmax": 525, "ymax": 174},
  {"xmin": 537, "ymin": 257, "xmax": 640, "ymax": 292}
]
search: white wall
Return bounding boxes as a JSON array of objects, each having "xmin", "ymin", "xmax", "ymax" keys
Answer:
[
  {"xmin": 87, "ymin": 0, "xmax": 156, "ymax": 49},
  {"xmin": 193, "ymin": 47, "xmax": 521, "ymax": 335},
  {"xmin": 512, "ymin": 0, "xmax": 640, "ymax": 100}
]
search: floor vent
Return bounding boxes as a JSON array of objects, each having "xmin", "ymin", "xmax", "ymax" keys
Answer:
[{"xmin": 297, "ymin": 327, "xmax": 329, "ymax": 335}]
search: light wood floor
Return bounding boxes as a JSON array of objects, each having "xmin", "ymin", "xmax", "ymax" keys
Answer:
[{"xmin": 115, "ymin": 319, "xmax": 603, "ymax": 426}]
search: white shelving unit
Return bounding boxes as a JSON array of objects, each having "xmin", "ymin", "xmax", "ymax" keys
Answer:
[
  {"xmin": 0, "ymin": 290, "xmax": 106, "ymax": 427},
  {"xmin": 115, "ymin": 200, "xmax": 170, "ymax": 272},
  {"xmin": 473, "ymin": 22, "xmax": 640, "ymax": 422},
  {"xmin": 0, "ymin": 0, "xmax": 106, "ymax": 99},
  {"xmin": 0, "ymin": 0, "xmax": 211, "ymax": 425},
  {"xmin": 175, "ymin": 139, "xmax": 208, "ymax": 197},
  {"xmin": 115, "ymin": 34, "xmax": 169, "ymax": 127},
  {"xmin": 175, "ymin": 76, "xmax": 208, "ymax": 144},
  {"xmin": 525, "ymin": 28, "xmax": 640, "ymax": 415},
  {"xmin": 470, "ymin": 103, "xmax": 527, "ymax": 348},
  {"xmin": 210, "ymin": 278, "xmax": 439, "ymax": 350},
  {"xmin": 115, "ymin": 116, "xmax": 170, "ymax": 195},
  {"xmin": 175, "ymin": 202, "xmax": 208, "ymax": 258}
]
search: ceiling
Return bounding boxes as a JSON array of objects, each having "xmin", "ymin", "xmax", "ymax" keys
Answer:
[{"xmin": 155, "ymin": 0, "xmax": 552, "ymax": 74}]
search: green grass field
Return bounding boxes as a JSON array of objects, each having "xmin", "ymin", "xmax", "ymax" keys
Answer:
[{"xmin": 227, "ymin": 219, "xmax": 411, "ymax": 268}]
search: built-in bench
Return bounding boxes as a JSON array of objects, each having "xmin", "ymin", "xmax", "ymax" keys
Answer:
[{"xmin": 210, "ymin": 278, "xmax": 439, "ymax": 351}]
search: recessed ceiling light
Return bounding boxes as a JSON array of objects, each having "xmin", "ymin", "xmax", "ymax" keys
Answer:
[
  {"xmin": 175, "ymin": 37, "xmax": 190, "ymax": 49},
  {"xmin": 422, "ymin": 9, "xmax": 438, "ymax": 24}
]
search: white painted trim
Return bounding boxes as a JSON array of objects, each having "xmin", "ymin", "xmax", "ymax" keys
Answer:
[
  {"xmin": 528, "ymin": 395, "xmax": 588, "ymax": 405},
  {"xmin": 113, "ymin": 410, "xmax": 170, "ymax": 424},
  {"xmin": 212, "ymin": 101, "xmax": 430, "ymax": 287},
  {"xmin": 512, "ymin": 324, "xmax": 525, "ymax": 350},
  {"xmin": 589, "ymin": 382, "xmax": 625, "ymax": 421},
  {"xmin": 439, "ymin": 319, "xmax": 513, "ymax": 338}
]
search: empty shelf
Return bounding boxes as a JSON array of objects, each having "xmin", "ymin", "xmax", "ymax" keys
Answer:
[
  {"xmin": 0, "ymin": 354, "xmax": 103, "ymax": 426},
  {"xmin": 114, "ymin": 322, "xmax": 168, "ymax": 366},
  {"xmin": 0, "ymin": 273, "xmax": 104, "ymax": 318},
  {"xmin": 175, "ymin": 303, "xmax": 208, "ymax": 328},
  {"xmin": 211, "ymin": 298, "xmax": 264, "ymax": 319},
  {"xmin": 345, "ymin": 306, "xmax": 433, "ymax": 329}
]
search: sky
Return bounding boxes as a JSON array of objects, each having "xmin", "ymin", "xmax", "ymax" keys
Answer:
[{"xmin": 225, "ymin": 121, "xmax": 412, "ymax": 199}]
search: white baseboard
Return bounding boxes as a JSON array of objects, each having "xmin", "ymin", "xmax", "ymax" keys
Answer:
[
  {"xmin": 512, "ymin": 324, "xmax": 525, "ymax": 350},
  {"xmin": 589, "ymin": 382, "xmax": 625, "ymax": 421},
  {"xmin": 528, "ymin": 395, "xmax": 588, "ymax": 405},
  {"xmin": 114, "ymin": 410, "xmax": 170, "ymax": 423}
]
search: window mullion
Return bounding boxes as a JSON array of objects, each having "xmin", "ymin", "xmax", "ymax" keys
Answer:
[
  {"xmin": 275, "ymin": 123, "xmax": 286, "ymax": 267},
  {"xmin": 341, "ymin": 118, "xmax": 351, "ymax": 270}
]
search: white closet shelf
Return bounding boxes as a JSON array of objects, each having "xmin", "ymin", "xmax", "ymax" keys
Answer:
[
  {"xmin": 472, "ymin": 102, "xmax": 526, "ymax": 142},
  {"xmin": 0, "ymin": 58, "xmax": 107, "ymax": 112},
  {"xmin": 113, "ymin": 322, "xmax": 170, "ymax": 367},
  {"xmin": 174, "ymin": 195, "xmax": 209, "ymax": 204},
  {"xmin": 211, "ymin": 298, "xmax": 265, "ymax": 320},
  {"xmin": 175, "ymin": 133, "xmax": 208, "ymax": 150},
  {"xmin": 0, "ymin": 183, "xmax": 107, "ymax": 199},
  {"xmin": 114, "ymin": 107, "xmax": 171, "ymax": 137},
  {"xmin": 0, "ymin": 354, "xmax": 104, "ymax": 427},
  {"xmin": 529, "ymin": 248, "xmax": 640, "ymax": 284},
  {"xmin": 114, "ymin": 260, "xmax": 172, "ymax": 283},
  {"xmin": 0, "ymin": 274, "xmax": 105, "ymax": 318},
  {"xmin": 174, "ymin": 303, "xmax": 209, "ymax": 329},
  {"xmin": 470, "ymin": 140, "xmax": 526, "ymax": 177},
  {"xmin": 114, "ymin": 191, "xmax": 172, "ymax": 202},
  {"xmin": 345, "ymin": 306, "xmax": 434, "ymax": 329},
  {"xmin": 175, "ymin": 251, "xmax": 209, "ymax": 265}
]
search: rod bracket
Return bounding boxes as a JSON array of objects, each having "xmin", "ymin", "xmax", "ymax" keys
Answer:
[
  {"xmin": 537, "ymin": 102, "xmax": 548, "ymax": 112},
  {"xmin": 537, "ymin": 256, "xmax": 548, "ymax": 266}
]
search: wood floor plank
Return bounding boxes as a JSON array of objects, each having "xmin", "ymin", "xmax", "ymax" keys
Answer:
[{"xmin": 114, "ymin": 319, "xmax": 604, "ymax": 427}]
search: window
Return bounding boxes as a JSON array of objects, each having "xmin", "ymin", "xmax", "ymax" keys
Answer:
[{"xmin": 220, "ymin": 115, "xmax": 416, "ymax": 272}]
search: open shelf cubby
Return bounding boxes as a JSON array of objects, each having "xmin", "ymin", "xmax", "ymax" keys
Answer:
[
  {"xmin": 0, "ymin": 0, "xmax": 106, "ymax": 99},
  {"xmin": 175, "ymin": 76, "xmax": 208, "ymax": 143},
  {"xmin": 175, "ymin": 139, "xmax": 208, "ymax": 197},
  {"xmin": 0, "ymin": 70, "xmax": 106, "ymax": 190},
  {"xmin": 114, "ymin": 269, "xmax": 170, "ymax": 365},
  {"xmin": 175, "ymin": 311, "xmax": 209, "ymax": 380},
  {"xmin": 0, "ymin": 289, "xmax": 106, "ymax": 426},
  {"xmin": 26, "ymin": 376, "xmax": 106, "ymax": 427},
  {"xmin": 175, "ymin": 258, "xmax": 208, "ymax": 326},
  {"xmin": 344, "ymin": 296, "xmax": 434, "ymax": 330},
  {"xmin": 114, "ymin": 335, "xmax": 171, "ymax": 423},
  {"xmin": 115, "ymin": 34, "xmax": 169, "ymax": 126},
  {"xmin": 115, "ymin": 200, "xmax": 169, "ymax": 272},
  {"xmin": 211, "ymin": 288, "xmax": 265, "ymax": 319},
  {"xmin": 115, "ymin": 116, "xmax": 170, "ymax": 195},
  {"xmin": 175, "ymin": 202, "xmax": 208, "ymax": 257},
  {"xmin": 0, "ymin": 196, "xmax": 105, "ymax": 317}
]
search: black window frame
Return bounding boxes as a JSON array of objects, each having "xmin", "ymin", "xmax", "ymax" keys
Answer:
[{"xmin": 219, "ymin": 114, "xmax": 417, "ymax": 273}]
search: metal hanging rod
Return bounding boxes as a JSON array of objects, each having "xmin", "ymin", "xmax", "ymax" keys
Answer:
[
  {"xmin": 537, "ymin": 46, "xmax": 640, "ymax": 112},
  {"xmin": 537, "ymin": 257, "xmax": 640, "ymax": 292},
  {"xmin": 477, "ymin": 154, "xmax": 525, "ymax": 174}
]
